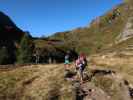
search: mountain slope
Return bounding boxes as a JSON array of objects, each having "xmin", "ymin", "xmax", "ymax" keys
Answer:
[
  {"xmin": 0, "ymin": 11, "xmax": 24, "ymax": 44},
  {"xmin": 0, "ymin": 11, "xmax": 24, "ymax": 64},
  {"xmin": 50, "ymin": 2, "xmax": 133, "ymax": 55}
]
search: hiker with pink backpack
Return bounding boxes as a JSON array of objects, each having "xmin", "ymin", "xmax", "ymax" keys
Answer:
[{"xmin": 75, "ymin": 53, "xmax": 87, "ymax": 83}]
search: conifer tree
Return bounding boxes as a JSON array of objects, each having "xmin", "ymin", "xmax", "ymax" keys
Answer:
[{"xmin": 17, "ymin": 34, "xmax": 34, "ymax": 64}]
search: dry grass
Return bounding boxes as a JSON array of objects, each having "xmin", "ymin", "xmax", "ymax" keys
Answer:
[
  {"xmin": 90, "ymin": 52, "xmax": 133, "ymax": 85},
  {"xmin": 0, "ymin": 64, "xmax": 76, "ymax": 100},
  {"xmin": 0, "ymin": 65, "xmax": 39, "ymax": 100},
  {"xmin": 89, "ymin": 52, "xmax": 133, "ymax": 100},
  {"xmin": 91, "ymin": 75, "xmax": 130, "ymax": 100},
  {"xmin": 1, "ymin": 52, "xmax": 133, "ymax": 100}
]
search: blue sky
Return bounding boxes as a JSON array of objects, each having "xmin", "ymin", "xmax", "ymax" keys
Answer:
[{"xmin": 0, "ymin": 0, "xmax": 122, "ymax": 37}]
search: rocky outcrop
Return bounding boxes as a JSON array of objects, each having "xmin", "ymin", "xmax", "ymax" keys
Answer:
[{"xmin": 117, "ymin": 17, "xmax": 133, "ymax": 43}]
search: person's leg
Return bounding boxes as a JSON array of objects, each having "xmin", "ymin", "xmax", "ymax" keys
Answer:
[
  {"xmin": 64, "ymin": 60, "xmax": 68, "ymax": 70},
  {"xmin": 78, "ymin": 68, "xmax": 82, "ymax": 83},
  {"xmin": 68, "ymin": 63, "xmax": 70, "ymax": 68},
  {"xmin": 80, "ymin": 70, "xmax": 84, "ymax": 83},
  {"xmin": 64, "ymin": 64, "xmax": 68, "ymax": 70},
  {"xmin": 80, "ymin": 65, "xmax": 85, "ymax": 83},
  {"xmin": 65, "ymin": 60, "xmax": 71, "ymax": 69},
  {"xmin": 76, "ymin": 69, "xmax": 80, "ymax": 80}
]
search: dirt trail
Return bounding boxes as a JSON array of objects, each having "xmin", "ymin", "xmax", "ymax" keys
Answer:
[
  {"xmin": 83, "ymin": 83, "xmax": 110, "ymax": 100},
  {"xmin": 72, "ymin": 81, "xmax": 111, "ymax": 100},
  {"xmin": 70, "ymin": 67, "xmax": 132, "ymax": 100}
]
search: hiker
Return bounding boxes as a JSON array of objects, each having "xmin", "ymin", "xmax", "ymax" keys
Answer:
[
  {"xmin": 75, "ymin": 53, "xmax": 87, "ymax": 83},
  {"xmin": 64, "ymin": 51, "xmax": 71, "ymax": 70}
]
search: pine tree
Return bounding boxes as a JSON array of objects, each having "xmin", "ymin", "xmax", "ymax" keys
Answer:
[{"xmin": 17, "ymin": 34, "xmax": 34, "ymax": 64}]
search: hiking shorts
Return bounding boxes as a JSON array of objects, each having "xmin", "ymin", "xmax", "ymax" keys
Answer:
[{"xmin": 79, "ymin": 65, "xmax": 85, "ymax": 73}]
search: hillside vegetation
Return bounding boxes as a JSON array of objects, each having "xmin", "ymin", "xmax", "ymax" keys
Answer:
[
  {"xmin": 0, "ymin": 1, "xmax": 133, "ymax": 64},
  {"xmin": 50, "ymin": 1, "xmax": 133, "ymax": 55}
]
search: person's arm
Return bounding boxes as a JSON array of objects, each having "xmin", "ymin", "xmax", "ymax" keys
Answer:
[{"xmin": 75, "ymin": 61, "xmax": 78, "ymax": 67}]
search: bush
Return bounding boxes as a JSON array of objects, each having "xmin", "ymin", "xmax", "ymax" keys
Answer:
[{"xmin": 17, "ymin": 34, "xmax": 34, "ymax": 64}]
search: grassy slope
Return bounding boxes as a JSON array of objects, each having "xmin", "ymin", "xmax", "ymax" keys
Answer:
[
  {"xmin": 109, "ymin": 37, "xmax": 133, "ymax": 52},
  {"xmin": 0, "ymin": 55, "xmax": 133, "ymax": 100},
  {"xmin": 35, "ymin": 2, "xmax": 133, "ymax": 55},
  {"xmin": 0, "ymin": 64, "xmax": 75, "ymax": 100},
  {"xmin": 49, "ymin": 2, "xmax": 131, "ymax": 55}
]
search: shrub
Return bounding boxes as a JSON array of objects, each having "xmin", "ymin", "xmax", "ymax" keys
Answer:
[{"xmin": 17, "ymin": 34, "xmax": 34, "ymax": 64}]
